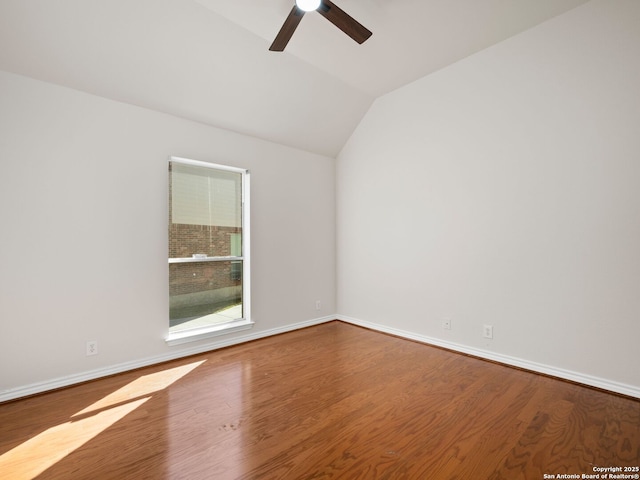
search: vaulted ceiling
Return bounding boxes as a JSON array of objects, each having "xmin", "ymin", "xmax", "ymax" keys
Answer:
[{"xmin": 0, "ymin": 0, "xmax": 588, "ymax": 157}]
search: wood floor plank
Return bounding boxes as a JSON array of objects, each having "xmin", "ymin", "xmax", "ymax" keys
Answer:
[{"xmin": 0, "ymin": 321, "xmax": 638, "ymax": 479}]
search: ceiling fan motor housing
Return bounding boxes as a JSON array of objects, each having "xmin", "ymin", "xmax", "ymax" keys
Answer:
[
  {"xmin": 270, "ymin": 0, "xmax": 373, "ymax": 52},
  {"xmin": 296, "ymin": 0, "xmax": 321, "ymax": 12}
]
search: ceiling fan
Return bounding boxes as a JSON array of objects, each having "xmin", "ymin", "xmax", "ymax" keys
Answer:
[{"xmin": 270, "ymin": 0, "xmax": 372, "ymax": 52}]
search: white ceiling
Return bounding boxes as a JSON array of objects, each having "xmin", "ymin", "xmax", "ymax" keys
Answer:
[{"xmin": 0, "ymin": 0, "xmax": 588, "ymax": 157}]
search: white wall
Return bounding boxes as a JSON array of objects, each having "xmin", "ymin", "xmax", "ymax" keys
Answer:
[
  {"xmin": 0, "ymin": 71, "xmax": 336, "ymax": 399},
  {"xmin": 337, "ymin": 0, "xmax": 640, "ymax": 395}
]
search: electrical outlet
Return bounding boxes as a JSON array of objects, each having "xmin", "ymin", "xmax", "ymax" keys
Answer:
[
  {"xmin": 442, "ymin": 317, "xmax": 451, "ymax": 330},
  {"xmin": 86, "ymin": 340, "xmax": 98, "ymax": 356},
  {"xmin": 483, "ymin": 325, "xmax": 493, "ymax": 339},
  {"xmin": 315, "ymin": 300, "xmax": 321, "ymax": 310}
]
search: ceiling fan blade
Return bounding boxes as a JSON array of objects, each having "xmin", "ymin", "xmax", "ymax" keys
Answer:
[
  {"xmin": 317, "ymin": 0, "xmax": 372, "ymax": 44},
  {"xmin": 270, "ymin": 6, "xmax": 305, "ymax": 51}
]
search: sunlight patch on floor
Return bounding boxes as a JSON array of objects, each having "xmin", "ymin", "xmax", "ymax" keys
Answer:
[
  {"xmin": 0, "ymin": 397, "xmax": 150, "ymax": 480},
  {"xmin": 74, "ymin": 361, "xmax": 205, "ymax": 417},
  {"xmin": 0, "ymin": 360, "xmax": 205, "ymax": 480}
]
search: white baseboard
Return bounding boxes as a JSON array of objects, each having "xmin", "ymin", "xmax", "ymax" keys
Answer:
[
  {"xmin": 4, "ymin": 314, "xmax": 638, "ymax": 402},
  {"xmin": 337, "ymin": 314, "xmax": 640, "ymax": 399},
  {"xmin": 0, "ymin": 315, "xmax": 334, "ymax": 403}
]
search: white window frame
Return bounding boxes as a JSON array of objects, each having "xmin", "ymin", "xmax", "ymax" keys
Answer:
[{"xmin": 166, "ymin": 156, "xmax": 252, "ymax": 346}]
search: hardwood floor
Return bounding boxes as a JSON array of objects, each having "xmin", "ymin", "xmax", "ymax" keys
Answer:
[{"xmin": 1, "ymin": 321, "xmax": 638, "ymax": 479}]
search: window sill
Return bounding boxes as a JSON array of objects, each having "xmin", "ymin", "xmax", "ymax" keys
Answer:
[{"xmin": 165, "ymin": 318, "xmax": 254, "ymax": 346}]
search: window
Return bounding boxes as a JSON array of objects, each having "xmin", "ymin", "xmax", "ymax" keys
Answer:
[{"xmin": 166, "ymin": 157, "xmax": 251, "ymax": 345}]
